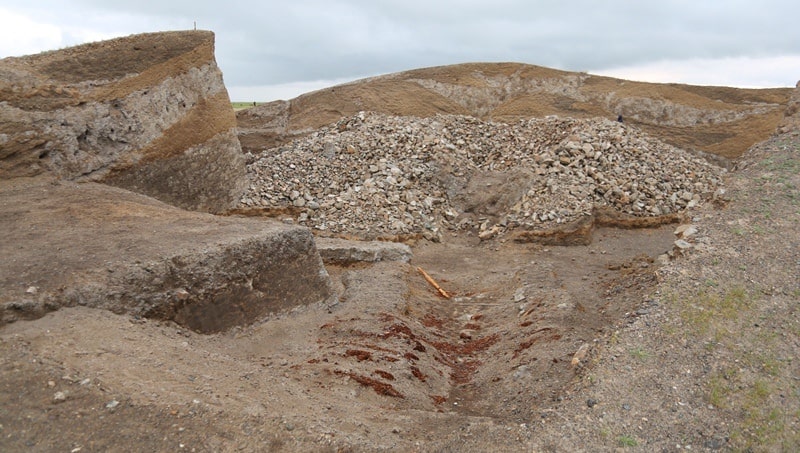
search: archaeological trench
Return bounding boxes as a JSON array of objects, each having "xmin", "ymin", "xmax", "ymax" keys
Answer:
[{"xmin": 1, "ymin": 30, "xmax": 796, "ymax": 444}]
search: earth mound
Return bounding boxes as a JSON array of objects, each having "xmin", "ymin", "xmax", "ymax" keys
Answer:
[
  {"xmin": 0, "ymin": 31, "xmax": 340, "ymax": 333},
  {"xmin": 239, "ymin": 112, "xmax": 725, "ymax": 242},
  {"xmin": 236, "ymin": 62, "xmax": 791, "ymax": 159},
  {"xmin": 0, "ymin": 176, "xmax": 334, "ymax": 333}
]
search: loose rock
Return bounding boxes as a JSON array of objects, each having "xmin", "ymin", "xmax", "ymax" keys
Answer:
[{"xmin": 241, "ymin": 112, "xmax": 725, "ymax": 239}]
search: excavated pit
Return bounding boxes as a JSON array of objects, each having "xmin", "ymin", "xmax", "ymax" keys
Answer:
[
  {"xmin": 1, "ymin": 31, "xmax": 796, "ymax": 452},
  {"xmin": 227, "ymin": 108, "xmax": 719, "ymax": 420},
  {"xmin": 304, "ymin": 222, "xmax": 679, "ymax": 420}
]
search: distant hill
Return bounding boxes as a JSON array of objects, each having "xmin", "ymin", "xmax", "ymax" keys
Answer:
[{"xmin": 236, "ymin": 62, "xmax": 791, "ymax": 159}]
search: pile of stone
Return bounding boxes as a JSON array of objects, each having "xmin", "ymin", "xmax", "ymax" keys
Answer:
[{"xmin": 240, "ymin": 112, "xmax": 725, "ymax": 240}]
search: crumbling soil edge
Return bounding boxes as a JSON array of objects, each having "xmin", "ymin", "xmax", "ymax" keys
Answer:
[
  {"xmin": 512, "ymin": 206, "xmax": 686, "ymax": 245},
  {"xmin": 228, "ymin": 204, "xmax": 687, "ymax": 246}
]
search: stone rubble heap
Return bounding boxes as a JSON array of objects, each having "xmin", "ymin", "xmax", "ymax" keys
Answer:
[{"xmin": 240, "ymin": 112, "xmax": 725, "ymax": 240}]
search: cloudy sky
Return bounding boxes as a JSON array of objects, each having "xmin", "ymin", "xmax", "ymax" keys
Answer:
[{"xmin": 2, "ymin": 1, "xmax": 799, "ymax": 101}]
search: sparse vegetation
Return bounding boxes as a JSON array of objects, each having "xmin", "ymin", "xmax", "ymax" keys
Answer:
[
  {"xmin": 617, "ymin": 435, "xmax": 638, "ymax": 447},
  {"xmin": 674, "ymin": 286, "xmax": 753, "ymax": 338},
  {"xmin": 232, "ymin": 101, "xmax": 260, "ymax": 110},
  {"xmin": 727, "ymin": 381, "xmax": 794, "ymax": 449},
  {"xmin": 628, "ymin": 347, "xmax": 650, "ymax": 360},
  {"xmin": 672, "ymin": 264, "xmax": 800, "ymax": 451},
  {"xmin": 706, "ymin": 370, "xmax": 734, "ymax": 408},
  {"xmin": 666, "ymin": 274, "xmax": 800, "ymax": 450}
]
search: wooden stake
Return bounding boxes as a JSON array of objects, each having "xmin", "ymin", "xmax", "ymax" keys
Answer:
[{"xmin": 417, "ymin": 267, "xmax": 451, "ymax": 299}]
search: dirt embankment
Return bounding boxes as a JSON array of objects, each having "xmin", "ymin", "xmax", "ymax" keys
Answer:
[
  {"xmin": 0, "ymin": 30, "xmax": 245, "ymax": 213},
  {"xmin": 237, "ymin": 62, "xmax": 790, "ymax": 159},
  {"xmin": 0, "ymin": 176, "xmax": 334, "ymax": 333}
]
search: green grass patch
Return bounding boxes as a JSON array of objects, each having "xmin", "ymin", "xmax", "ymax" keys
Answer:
[
  {"xmin": 231, "ymin": 102, "xmax": 262, "ymax": 111},
  {"xmin": 749, "ymin": 379, "xmax": 771, "ymax": 402},
  {"xmin": 729, "ymin": 381, "xmax": 792, "ymax": 450},
  {"xmin": 628, "ymin": 347, "xmax": 651, "ymax": 361},
  {"xmin": 707, "ymin": 377, "xmax": 729, "ymax": 408},
  {"xmin": 677, "ymin": 287, "xmax": 753, "ymax": 338},
  {"xmin": 616, "ymin": 435, "xmax": 638, "ymax": 447},
  {"xmin": 704, "ymin": 366, "xmax": 741, "ymax": 408}
]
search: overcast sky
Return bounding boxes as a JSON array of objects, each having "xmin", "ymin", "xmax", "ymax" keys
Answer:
[{"xmin": 2, "ymin": 1, "xmax": 799, "ymax": 101}]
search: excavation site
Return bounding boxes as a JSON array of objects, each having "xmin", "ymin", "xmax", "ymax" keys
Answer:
[{"xmin": 2, "ymin": 31, "xmax": 798, "ymax": 452}]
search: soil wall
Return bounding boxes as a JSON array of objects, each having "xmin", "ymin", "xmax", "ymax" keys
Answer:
[
  {"xmin": 0, "ymin": 177, "xmax": 333, "ymax": 333},
  {"xmin": 0, "ymin": 31, "xmax": 245, "ymax": 213}
]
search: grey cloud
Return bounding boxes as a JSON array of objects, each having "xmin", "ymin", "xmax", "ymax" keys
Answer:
[{"xmin": 5, "ymin": 0, "xmax": 800, "ymax": 87}]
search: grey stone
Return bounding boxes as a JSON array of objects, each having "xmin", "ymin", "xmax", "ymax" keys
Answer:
[
  {"xmin": 323, "ymin": 141, "xmax": 337, "ymax": 158},
  {"xmin": 674, "ymin": 224, "xmax": 698, "ymax": 238}
]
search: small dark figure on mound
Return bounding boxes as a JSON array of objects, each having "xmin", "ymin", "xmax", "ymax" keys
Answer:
[{"xmin": 617, "ymin": 115, "xmax": 624, "ymax": 123}]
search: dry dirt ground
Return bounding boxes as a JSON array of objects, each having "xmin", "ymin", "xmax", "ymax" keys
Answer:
[{"xmin": 1, "ymin": 128, "xmax": 798, "ymax": 452}]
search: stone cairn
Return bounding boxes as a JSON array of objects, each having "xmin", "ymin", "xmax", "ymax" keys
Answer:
[{"xmin": 240, "ymin": 112, "xmax": 725, "ymax": 241}]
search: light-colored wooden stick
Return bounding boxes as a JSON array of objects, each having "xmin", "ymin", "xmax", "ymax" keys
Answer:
[{"xmin": 417, "ymin": 266, "xmax": 451, "ymax": 299}]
